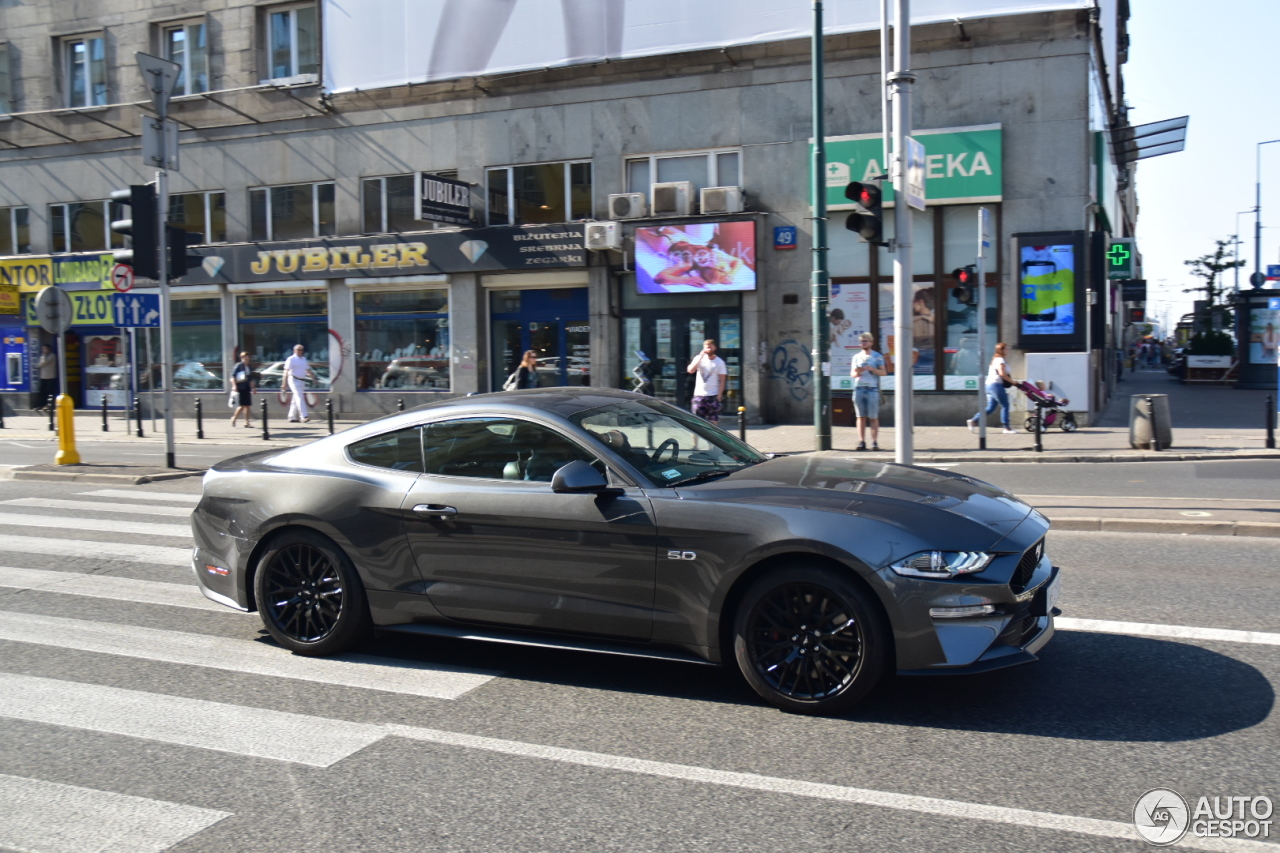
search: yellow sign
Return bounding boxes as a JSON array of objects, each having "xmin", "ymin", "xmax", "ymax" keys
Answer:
[
  {"xmin": 0, "ymin": 284, "xmax": 18, "ymax": 315},
  {"xmin": 24, "ymin": 290, "xmax": 117, "ymax": 326},
  {"xmin": 0, "ymin": 258, "xmax": 55, "ymax": 293}
]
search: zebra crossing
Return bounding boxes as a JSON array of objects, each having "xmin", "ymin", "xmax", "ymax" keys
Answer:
[{"xmin": 0, "ymin": 485, "xmax": 500, "ymax": 853}]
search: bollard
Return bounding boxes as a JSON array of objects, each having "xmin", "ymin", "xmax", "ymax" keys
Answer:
[
  {"xmin": 326, "ymin": 398, "xmax": 334, "ymax": 435},
  {"xmin": 195, "ymin": 398, "xmax": 204, "ymax": 439},
  {"xmin": 1033, "ymin": 401, "xmax": 1044, "ymax": 453},
  {"xmin": 101, "ymin": 396, "xmax": 109, "ymax": 432},
  {"xmin": 134, "ymin": 397, "xmax": 144, "ymax": 437},
  {"xmin": 261, "ymin": 398, "xmax": 270, "ymax": 440},
  {"xmin": 738, "ymin": 405, "xmax": 746, "ymax": 443},
  {"xmin": 0, "ymin": 397, "xmax": 5, "ymax": 429},
  {"xmin": 1147, "ymin": 396, "xmax": 1161, "ymax": 452},
  {"xmin": 1267, "ymin": 395, "xmax": 1276, "ymax": 450},
  {"xmin": 48, "ymin": 397, "xmax": 55, "ymax": 432},
  {"xmin": 397, "ymin": 398, "xmax": 405, "ymax": 412},
  {"xmin": 54, "ymin": 395, "xmax": 80, "ymax": 465}
]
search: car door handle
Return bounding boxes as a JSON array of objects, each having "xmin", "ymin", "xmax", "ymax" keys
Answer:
[{"xmin": 412, "ymin": 504, "xmax": 457, "ymax": 518}]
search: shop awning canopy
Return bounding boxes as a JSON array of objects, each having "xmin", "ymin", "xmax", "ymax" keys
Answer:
[{"xmin": 1112, "ymin": 116, "xmax": 1189, "ymax": 163}]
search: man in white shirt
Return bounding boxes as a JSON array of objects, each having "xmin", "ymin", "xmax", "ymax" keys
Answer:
[
  {"xmin": 686, "ymin": 338, "xmax": 728, "ymax": 423},
  {"xmin": 283, "ymin": 344, "xmax": 315, "ymax": 423}
]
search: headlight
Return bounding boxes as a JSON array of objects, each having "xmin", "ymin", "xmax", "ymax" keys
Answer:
[{"xmin": 890, "ymin": 550, "xmax": 992, "ymax": 579}]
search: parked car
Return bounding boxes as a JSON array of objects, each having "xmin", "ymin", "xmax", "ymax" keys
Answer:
[
  {"xmin": 380, "ymin": 356, "xmax": 449, "ymax": 389},
  {"xmin": 192, "ymin": 388, "xmax": 1058, "ymax": 716},
  {"xmin": 172, "ymin": 361, "xmax": 223, "ymax": 391},
  {"xmin": 255, "ymin": 361, "xmax": 331, "ymax": 391}
]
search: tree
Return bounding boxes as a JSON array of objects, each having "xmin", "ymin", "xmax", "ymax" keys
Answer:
[{"xmin": 1183, "ymin": 238, "xmax": 1244, "ymax": 331}]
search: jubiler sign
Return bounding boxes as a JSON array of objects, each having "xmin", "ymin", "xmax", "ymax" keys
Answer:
[{"xmin": 417, "ymin": 172, "xmax": 474, "ymax": 226}]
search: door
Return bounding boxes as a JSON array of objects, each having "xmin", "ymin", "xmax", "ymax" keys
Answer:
[
  {"xmin": 401, "ymin": 416, "xmax": 657, "ymax": 640},
  {"xmin": 625, "ymin": 312, "xmax": 741, "ymax": 410},
  {"xmin": 490, "ymin": 287, "xmax": 591, "ymax": 389}
]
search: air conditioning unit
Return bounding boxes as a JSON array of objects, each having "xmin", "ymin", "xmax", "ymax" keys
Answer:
[
  {"xmin": 700, "ymin": 186, "xmax": 745, "ymax": 214},
  {"xmin": 584, "ymin": 220, "xmax": 622, "ymax": 251},
  {"xmin": 608, "ymin": 192, "xmax": 647, "ymax": 220},
  {"xmin": 650, "ymin": 181, "xmax": 694, "ymax": 216}
]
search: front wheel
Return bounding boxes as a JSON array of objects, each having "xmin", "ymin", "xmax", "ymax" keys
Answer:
[
  {"xmin": 254, "ymin": 528, "xmax": 372, "ymax": 656},
  {"xmin": 1060, "ymin": 413, "xmax": 1078, "ymax": 432},
  {"xmin": 1024, "ymin": 416, "xmax": 1042, "ymax": 433},
  {"xmin": 732, "ymin": 565, "xmax": 889, "ymax": 715}
]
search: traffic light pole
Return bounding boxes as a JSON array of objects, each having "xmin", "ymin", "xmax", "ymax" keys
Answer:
[
  {"xmin": 157, "ymin": 166, "xmax": 175, "ymax": 468},
  {"xmin": 976, "ymin": 208, "xmax": 990, "ymax": 450},
  {"xmin": 890, "ymin": 0, "xmax": 915, "ymax": 465},
  {"xmin": 811, "ymin": 0, "xmax": 831, "ymax": 451}
]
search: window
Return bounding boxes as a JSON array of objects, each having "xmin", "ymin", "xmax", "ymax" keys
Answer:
[
  {"xmin": 163, "ymin": 21, "xmax": 209, "ymax": 96},
  {"xmin": 265, "ymin": 3, "xmax": 318, "ymax": 82},
  {"xmin": 249, "ymin": 182, "xmax": 334, "ymax": 241},
  {"xmin": 361, "ymin": 174, "xmax": 417, "ymax": 234},
  {"xmin": 625, "ymin": 149, "xmax": 742, "ymax": 197},
  {"xmin": 0, "ymin": 42, "xmax": 12, "ymax": 114},
  {"xmin": 170, "ymin": 191, "xmax": 226, "ymax": 243},
  {"xmin": 237, "ymin": 293, "xmax": 330, "ymax": 390},
  {"xmin": 63, "ymin": 35, "xmax": 106, "ymax": 108},
  {"xmin": 171, "ymin": 298, "xmax": 224, "ymax": 390},
  {"xmin": 348, "ymin": 426, "xmax": 425, "ymax": 473},
  {"xmin": 48, "ymin": 200, "xmax": 125, "ymax": 253},
  {"xmin": 1, "ymin": 207, "xmax": 30, "ymax": 255},
  {"xmin": 486, "ymin": 161, "xmax": 592, "ymax": 226},
  {"xmin": 421, "ymin": 417, "xmax": 598, "ymax": 482},
  {"xmin": 355, "ymin": 289, "xmax": 450, "ymax": 392}
]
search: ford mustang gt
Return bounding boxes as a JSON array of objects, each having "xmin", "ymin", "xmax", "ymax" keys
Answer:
[{"xmin": 192, "ymin": 388, "xmax": 1059, "ymax": 715}]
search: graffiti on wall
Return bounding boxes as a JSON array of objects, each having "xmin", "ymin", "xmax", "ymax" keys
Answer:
[{"xmin": 769, "ymin": 338, "xmax": 813, "ymax": 401}]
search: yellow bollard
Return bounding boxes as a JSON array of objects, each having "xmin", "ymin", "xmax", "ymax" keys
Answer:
[{"xmin": 54, "ymin": 394, "xmax": 80, "ymax": 465}]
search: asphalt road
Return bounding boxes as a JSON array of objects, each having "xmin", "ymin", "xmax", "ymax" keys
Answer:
[{"xmin": 0, "ymin": 476, "xmax": 1276, "ymax": 852}]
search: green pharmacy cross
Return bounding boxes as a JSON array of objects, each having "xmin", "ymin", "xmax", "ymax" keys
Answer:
[
  {"xmin": 1107, "ymin": 244, "xmax": 1130, "ymax": 266},
  {"xmin": 1105, "ymin": 238, "xmax": 1135, "ymax": 279}
]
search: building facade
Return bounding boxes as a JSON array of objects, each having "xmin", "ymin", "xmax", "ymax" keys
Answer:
[{"xmin": 0, "ymin": 0, "xmax": 1137, "ymax": 425}]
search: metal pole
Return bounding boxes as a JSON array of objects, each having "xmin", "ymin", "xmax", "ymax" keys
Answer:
[
  {"xmin": 1257, "ymin": 140, "xmax": 1280, "ymax": 288},
  {"xmin": 146, "ymin": 326, "xmax": 156, "ymax": 432},
  {"xmin": 1266, "ymin": 394, "xmax": 1275, "ymax": 450},
  {"xmin": 261, "ymin": 398, "xmax": 269, "ymax": 441},
  {"xmin": 890, "ymin": 0, "xmax": 915, "ymax": 465},
  {"xmin": 976, "ymin": 207, "xmax": 989, "ymax": 450},
  {"xmin": 811, "ymin": 0, "xmax": 831, "ymax": 451},
  {"xmin": 738, "ymin": 405, "xmax": 747, "ymax": 443},
  {"xmin": 101, "ymin": 396, "xmax": 109, "ymax": 432},
  {"xmin": 880, "ymin": 0, "xmax": 891, "ymax": 171},
  {"xmin": 157, "ymin": 167, "xmax": 175, "ymax": 468},
  {"xmin": 195, "ymin": 397, "xmax": 203, "ymax": 439},
  {"xmin": 326, "ymin": 397, "xmax": 334, "ymax": 435},
  {"xmin": 1147, "ymin": 396, "xmax": 1160, "ymax": 452}
]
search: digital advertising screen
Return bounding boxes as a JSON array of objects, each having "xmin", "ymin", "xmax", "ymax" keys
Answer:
[
  {"xmin": 635, "ymin": 221, "xmax": 757, "ymax": 294},
  {"xmin": 1015, "ymin": 231, "xmax": 1085, "ymax": 350}
]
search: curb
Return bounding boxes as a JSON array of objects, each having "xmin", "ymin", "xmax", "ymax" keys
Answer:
[
  {"xmin": 1051, "ymin": 517, "xmax": 1280, "ymax": 538},
  {"xmin": 8, "ymin": 466, "xmax": 205, "ymax": 485}
]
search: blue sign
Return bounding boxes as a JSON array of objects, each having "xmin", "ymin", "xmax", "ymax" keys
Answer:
[
  {"xmin": 1269, "ymin": 297, "xmax": 1280, "ymax": 310},
  {"xmin": 1267, "ymin": 265, "xmax": 1280, "ymax": 281},
  {"xmin": 774, "ymin": 226, "xmax": 797, "ymax": 250},
  {"xmin": 112, "ymin": 293, "xmax": 161, "ymax": 327}
]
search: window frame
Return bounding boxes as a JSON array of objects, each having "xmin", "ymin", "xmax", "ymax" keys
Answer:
[
  {"xmin": 47, "ymin": 199, "xmax": 125, "ymax": 253},
  {"xmin": 0, "ymin": 41, "xmax": 13, "ymax": 115},
  {"xmin": 248, "ymin": 181, "xmax": 335, "ymax": 241},
  {"xmin": 161, "ymin": 19, "xmax": 209, "ymax": 97},
  {"xmin": 485, "ymin": 160, "xmax": 593, "ymax": 227},
  {"xmin": 262, "ymin": 1, "xmax": 319, "ymax": 84},
  {"xmin": 624, "ymin": 147, "xmax": 744, "ymax": 196},
  {"xmin": 360, "ymin": 171, "xmax": 459, "ymax": 235},
  {"xmin": 1, "ymin": 206, "xmax": 31, "ymax": 255},
  {"xmin": 169, "ymin": 190, "xmax": 226, "ymax": 243},
  {"xmin": 62, "ymin": 33, "xmax": 107, "ymax": 109}
]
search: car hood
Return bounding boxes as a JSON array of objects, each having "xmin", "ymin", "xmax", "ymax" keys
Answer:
[{"xmin": 677, "ymin": 452, "xmax": 1037, "ymax": 544}]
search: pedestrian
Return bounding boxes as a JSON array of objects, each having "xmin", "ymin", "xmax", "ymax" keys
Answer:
[
  {"xmin": 686, "ymin": 338, "xmax": 728, "ymax": 423},
  {"xmin": 967, "ymin": 341, "xmax": 1018, "ymax": 435},
  {"xmin": 36, "ymin": 344, "xmax": 57, "ymax": 410},
  {"xmin": 229, "ymin": 352, "xmax": 256, "ymax": 428},
  {"xmin": 283, "ymin": 344, "xmax": 315, "ymax": 423},
  {"xmin": 851, "ymin": 332, "xmax": 887, "ymax": 451}
]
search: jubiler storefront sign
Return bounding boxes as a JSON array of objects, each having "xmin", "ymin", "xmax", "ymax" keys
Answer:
[{"xmin": 178, "ymin": 224, "xmax": 586, "ymax": 285}]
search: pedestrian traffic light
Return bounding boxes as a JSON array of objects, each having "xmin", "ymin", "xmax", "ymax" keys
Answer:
[
  {"xmin": 110, "ymin": 185, "xmax": 159, "ymax": 280},
  {"xmin": 844, "ymin": 179, "xmax": 884, "ymax": 245},
  {"xmin": 166, "ymin": 225, "xmax": 203, "ymax": 279},
  {"xmin": 950, "ymin": 265, "xmax": 978, "ymax": 305}
]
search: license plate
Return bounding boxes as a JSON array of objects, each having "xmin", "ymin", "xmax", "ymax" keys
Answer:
[{"xmin": 1043, "ymin": 572, "xmax": 1061, "ymax": 613}]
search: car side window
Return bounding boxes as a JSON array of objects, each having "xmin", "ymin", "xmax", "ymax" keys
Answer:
[
  {"xmin": 347, "ymin": 426, "xmax": 425, "ymax": 472},
  {"xmin": 422, "ymin": 417, "xmax": 599, "ymax": 482}
]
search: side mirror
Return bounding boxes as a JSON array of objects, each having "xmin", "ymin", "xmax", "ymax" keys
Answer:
[{"xmin": 551, "ymin": 459, "xmax": 612, "ymax": 493}]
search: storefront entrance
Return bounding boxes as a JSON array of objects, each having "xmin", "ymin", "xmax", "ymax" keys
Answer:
[
  {"xmin": 490, "ymin": 288, "xmax": 590, "ymax": 389},
  {"xmin": 620, "ymin": 290, "xmax": 742, "ymax": 412}
]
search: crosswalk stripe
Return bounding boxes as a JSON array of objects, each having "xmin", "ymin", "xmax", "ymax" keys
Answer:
[
  {"xmin": 0, "ymin": 611, "xmax": 498, "ymax": 699},
  {"xmin": 0, "ymin": 673, "xmax": 386, "ymax": 767},
  {"xmin": 82, "ymin": 489, "xmax": 202, "ymax": 504},
  {"xmin": 1, "ymin": 498, "xmax": 193, "ymax": 517},
  {"xmin": 0, "ymin": 773, "xmax": 230, "ymax": 853},
  {"xmin": 1057, "ymin": 617, "xmax": 1280, "ymax": 646},
  {"xmin": 0, "ymin": 533, "xmax": 190, "ymax": 566},
  {"xmin": 0, "ymin": 512, "xmax": 190, "ymax": 538},
  {"xmin": 0, "ymin": 567, "xmax": 226, "ymax": 612}
]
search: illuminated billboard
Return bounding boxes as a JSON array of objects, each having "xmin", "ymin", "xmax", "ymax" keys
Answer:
[
  {"xmin": 635, "ymin": 221, "xmax": 757, "ymax": 294},
  {"xmin": 1015, "ymin": 230, "xmax": 1086, "ymax": 350}
]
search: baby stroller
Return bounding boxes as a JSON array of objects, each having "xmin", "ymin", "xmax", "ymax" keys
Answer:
[{"xmin": 1014, "ymin": 380, "xmax": 1077, "ymax": 432}]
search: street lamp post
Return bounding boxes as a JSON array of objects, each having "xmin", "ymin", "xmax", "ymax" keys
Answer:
[
  {"xmin": 1234, "ymin": 209, "xmax": 1253, "ymax": 294},
  {"xmin": 1254, "ymin": 139, "xmax": 1280, "ymax": 287}
]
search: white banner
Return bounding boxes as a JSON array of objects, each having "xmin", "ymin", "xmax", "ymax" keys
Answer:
[{"xmin": 323, "ymin": 0, "xmax": 1091, "ymax": 93}]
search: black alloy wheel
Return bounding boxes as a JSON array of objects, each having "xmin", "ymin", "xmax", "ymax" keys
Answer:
[
  {"xmin": 254, "ymin": 528, "xmax": 371, "ymax": 656},
  {"xmin": 733, "ymin": 565, "xmax": 887, "ymax": 715}
]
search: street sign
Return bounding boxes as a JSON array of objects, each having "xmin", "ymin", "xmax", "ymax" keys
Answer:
[
  {"xmin": 112, "ymin": 292, "xmax": 161, "ymax": 327},
  {"xmin": 35, "ymin": 286, "xmax": 73, "ymax": 334},
  {"xmin": 142, "ymin": 116, "xmax": 180, "ymax": 172},
  {"xmin": 1121, "ymin": 279, "xmax": 1147, "ymax": 301},
  {"xmin": 136, "ymin": 52, "xmax": 181, "ymax": 115},
  {"xmin": 773, "ymin": 226, "xmax": 797, "ymax": 250},
  {"xmin": 1266, "ymin": 264, "xmax": 1280, "ymax": 281},
  {"xmin": 111, "ymin": 264, "xmax": 134, "ymax": 292},
  {"xmin": 904, "ymin": 136, "xmax": 927, "ymax": 212},
  {"xmin": 1105, "ymin": 238, "xmax": 1135, "ymax": 279}
]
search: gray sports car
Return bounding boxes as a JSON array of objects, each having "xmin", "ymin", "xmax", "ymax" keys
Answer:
[{"xmin": 192, "ymin": 388, "xmax": 1059, "ymax": 716}]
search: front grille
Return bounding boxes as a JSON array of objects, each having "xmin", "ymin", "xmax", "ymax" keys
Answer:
[
  {"xmin": 1010, "ymin": 539, "xmax": 1044, "ymax": 594},
  {"xmin": 998, "ymin": 611, "xmax": 1040, "ymax": 647}
]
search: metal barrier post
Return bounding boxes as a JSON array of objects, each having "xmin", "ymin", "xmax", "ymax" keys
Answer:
[
  {"xmin": 134, "ymin": 397, "xmax": 144, "ymax": 438},
  {"xmin": 195, "ymin": 398, "xmax": 204, "ymax": 439},
  {"xmin": 261, "ymin": 398, "xmax": 270, "ymax": 440},
  {"xmin": 1266, "ymin": 394, "xmax": 1276, "ymax": 450},
  {"xmin": 738, "ymin": 405, "xmax": 747, "ymax": 443},
  {"xmin": 326, "ymin": 398, "xmax": 334, "ymax": 435},
  {"xmin": 101, "ymin": 396, "xmax": 109, "ymax": 432},
  {"xmin": 1147, "ymin": 396, "xmax": 1161, "ymax": 452},
  {"xmin": 397, "ymin": 398, "xmax": 405, "ymax": 412},
  {"xmin": 1033, "ymin": 401, "xmax": 1044, "ymax": 453},
  {"xmin": 48, "ymin": 398, "xmax": 55, "ymax": 432}
]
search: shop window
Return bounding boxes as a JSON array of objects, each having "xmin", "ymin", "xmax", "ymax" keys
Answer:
[
  {"xmin": 361, "ymin": 173, "xmax": 463, "ymax": 234},
  {"xmin": 170, "ymin": 191, "xmax": 226, "ymax": 243},
  {"xmin": 488, "ymin": 288, "xmax": 592, "ymax": 390},
  {"xmin": 48, "ymin": 200, "xmax": 126, "ymax": 253},
  {"xmin": 163, "ymin": 21, "xmax": 209, "ymax": 96},
  {"xmin": 486, "ymin": 161, "xmax": 592, "ymax": 226},
  {"xmin": 0, "ymin": 42, "xmax": 13, "ymax": 114},
  {"xmin": 355, "ymin": 289, "xmax": 450, "ymax": 392},
  {"xmin": 237, "ymin": 293, "xmax": 330, "ymax": 391},
  {"xmin": 62, "ymin": 35, "xmax": 106, "ymax": 108},
  {"xmin": 625, "ymin": 149, "xmax": 742, "ymax": 197},
  {"xmin": 263, "ymin": 2, "xmax": 318, "ymax": 83},
  {"xmin": 249, "ymin": 182, "xmax": 334, "ymax": 241},
  {"xmin": 171, "ymin": 297, "xmax": 225, "ymax": 391},
  {"xmin": 1, "ymin": 206, "xmax": 31, "ymax": 255}
]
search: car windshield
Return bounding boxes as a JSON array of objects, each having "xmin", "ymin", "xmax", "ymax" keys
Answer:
[{"xmin": 571, "ymin": 399, "xmax": 766, "ymax": 487}]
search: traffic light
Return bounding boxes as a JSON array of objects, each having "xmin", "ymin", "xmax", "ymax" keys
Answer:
[
  {"xmin": 950, "ymin": 265, "xmax": 978, "ymax": 305},
  {"xmin": 166, "ymin": 225, "xmax": 203, "ymax": 279},
  {"xmin": 110, "ymin": 185, "xmax": 159, "ymax": 280},
  {"xmin": 844, "ymin": 179, "xmax": 884, "ymax": 245}
]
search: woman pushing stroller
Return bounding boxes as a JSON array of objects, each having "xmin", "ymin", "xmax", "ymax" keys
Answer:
[{"xmin": 966, "ymin": 342, "xmax": 1018, "ymax": 435}]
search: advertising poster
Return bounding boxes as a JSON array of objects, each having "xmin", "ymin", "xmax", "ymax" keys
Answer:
[
  {"xmin": 1019, "ymin": 243, "xmax": 1077, "ymax": 336},
  {"xmin": 828, "ymin": 283, "xmax": 871, "ymax": 390},
  {"xmin": 1249, "ymin": 309, "xmax": 1280, "ymax": 365},
  {"xmin": 635, "ymin": 221, "xmax": 757, "ymax": 294}
]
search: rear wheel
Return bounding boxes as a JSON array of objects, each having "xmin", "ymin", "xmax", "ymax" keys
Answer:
[
  {"xmin": 1060, "ymin": 413, "xmax": 1078, "ymax": 432},
  {"xmin": 254, "ymin": 528, "xmax": 372, "ymax": 656},
  {"xmin": 1024, "ymin": 415, "xmax": 1042, "ymax": 433},
  {"xmin": 732, "ymin": 565, "xmax": 888, "ymax": 715}
]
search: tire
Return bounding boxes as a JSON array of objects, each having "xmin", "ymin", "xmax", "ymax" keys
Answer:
[
  {"xmin": 1024, "ymin": 416, "xmax": 1041, "ymax": 433},
  {"xmin": 1060, "ymin": 413, "xmax": 1078, "ymax": 432},
  {"xmin": 732, "ymin": 565, "xmax": 889, "ymax": 715},
  {"xmin": 254, "ymin": 528, "xmax": 372, "ymax": 656}
]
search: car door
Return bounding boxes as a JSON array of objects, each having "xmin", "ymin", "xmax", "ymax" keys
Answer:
[{"xmin": 401, "ymin": 416, "xmax": 658, "ymax": 640}]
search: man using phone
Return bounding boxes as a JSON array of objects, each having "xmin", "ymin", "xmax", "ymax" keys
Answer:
[{"xmin": 687, "ymin": 339, "xmax": 728, "ymax": 423}]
